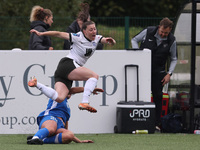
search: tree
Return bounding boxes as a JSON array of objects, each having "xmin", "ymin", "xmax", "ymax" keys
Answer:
[
  {"xmin": 87, "ymin": 0, "xmax": 188, "ymax": 17},
  {"xmin": 0, "ymin": 0, "xmax": 82, "ymax": 17},
  {"xmin": 0, "ymin": 0, "xmax": 188, "ymax": 50},
  {"xmin": 0, "ymin": 0, "xmax": 83, "ymax": 50}
]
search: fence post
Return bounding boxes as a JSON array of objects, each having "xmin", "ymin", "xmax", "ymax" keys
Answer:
[{"xmin": 125, "ymin": 16, "xmax": 129, "ymax": 49}]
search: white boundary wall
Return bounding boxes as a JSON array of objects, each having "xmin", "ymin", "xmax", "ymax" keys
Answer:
[{"xmin": 0, "ymin": 49, "xmax": 151, "ymax": 134}]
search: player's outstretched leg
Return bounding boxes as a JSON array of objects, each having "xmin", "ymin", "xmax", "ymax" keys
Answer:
[
  {"xmin": 28, "ymin": 76, "xmax": 37, "ymax": 87},
  {"xmin": 27, "ymin": 128, "xmax": 49, "ymax": 145},
  {"xmin": 27, "ymin": 76, "xmax": 58, "ymax": 101},
  {"xmin": 78, "ymin": 103, "xmax": 97, "ymax": 113}
]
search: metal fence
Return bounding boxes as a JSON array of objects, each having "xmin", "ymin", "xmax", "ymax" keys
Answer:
[{"xmin": 0, "ymin": 16, "xmax": 173, "ymax": 50}]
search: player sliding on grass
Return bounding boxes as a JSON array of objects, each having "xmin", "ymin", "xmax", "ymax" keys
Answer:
[
  {"xmin": 27, "ymin": 87, "xmax": 104, "ymax": 145},
  {"xmin": 28, "ymin": 20, "xmax": 116, "ymax": 113}
]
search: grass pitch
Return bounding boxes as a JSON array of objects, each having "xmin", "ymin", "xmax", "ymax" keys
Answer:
[{"xmin": 0, "ymin": 133, "xmax": 199, "ymax": 150}]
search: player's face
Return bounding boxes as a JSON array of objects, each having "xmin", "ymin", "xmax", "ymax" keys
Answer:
[
  {"xmin": 45, "ymin": 15, "xmax": 53, "ymax": 26},
  {"xmin": 83, "ymin": 24, "xmax": 97, "ymax": 41},
  {"xmin": 158, "ymin": 25, "xmax": 171, "ymax": 38}
]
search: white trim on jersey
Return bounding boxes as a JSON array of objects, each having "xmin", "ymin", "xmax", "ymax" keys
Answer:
[{"xmin": 44, "ymin": 101, "xmax": 58, "ymax": 116}]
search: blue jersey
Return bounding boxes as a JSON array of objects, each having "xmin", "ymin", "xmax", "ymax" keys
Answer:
[{"xmin": 37, "ymin": 98, "xmax": 71, "ymax": 125}]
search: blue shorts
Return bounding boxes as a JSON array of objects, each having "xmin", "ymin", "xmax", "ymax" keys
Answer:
[{"xmin": 38, "ymin": 115, "xmax": 65, "ymax": 129}]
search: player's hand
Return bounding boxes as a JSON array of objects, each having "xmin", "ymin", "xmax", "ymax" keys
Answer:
[
  {"xmin": 30, "ymin": 29, "xmax": 42, "ymax": 36},
  {"xmin": 81, "ymin": 140, "xmax": 94, "ymax": 143},
  {"xmin": 106, "ymin": 37, "xmax": 116, "ymax": 45},
  {"xmin": 93, "ymin": 88, "xmax": 104, "ymax": 95},
  {"xmin": 49, "ymin": 47, "xmax": 54, "ymax": 50},
  {"xmin": 161, "ymin": 74, "xmax": 170, "ymax": 86},
  {"xmin": 67, "ymin": 94, "xmax": 72, "ymax": 99}
]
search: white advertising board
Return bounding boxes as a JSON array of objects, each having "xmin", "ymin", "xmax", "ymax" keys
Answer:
[{"xmin": 0, "ymin": 49, "xmax": 151, "ymax": 134}]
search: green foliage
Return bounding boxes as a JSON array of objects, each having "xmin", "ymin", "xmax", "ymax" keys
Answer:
[
  {"xmin": 0, "ymin": 16, "xmax": 163, "ymax": 50},
  {"xmin": 0, "ymin": 0, "xmax": 187, "ymax": 50},
  {"xmin": 0, "ymin": 0, "xmax": 82, "ymax": 17},
  {"xmin": 87, "ymin": 0, "xmax": 188, "ymax": 17},
  {"xmin": 97, "ymin": 24, "xmax": 143, "ymax": 50},
  {"xmin": 0, "ymin": 0, "xmax": 83, "ymax": 50}
]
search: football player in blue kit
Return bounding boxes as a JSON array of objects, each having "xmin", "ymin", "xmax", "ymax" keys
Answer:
[
  {"xmin": 27, "ymin": 86, "xmax": 104, "ymax": 145},
  {"xmin": 29, "ymin": 20, "xmax": 116, "ymax": 113}
]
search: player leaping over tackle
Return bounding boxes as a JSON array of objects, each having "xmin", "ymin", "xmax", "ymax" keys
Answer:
[{"xmin": 28, "ymin": 20, "xmax": 116, "ymax": 113}]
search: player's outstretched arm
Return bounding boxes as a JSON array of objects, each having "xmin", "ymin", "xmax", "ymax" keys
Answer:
[
  {"xmin": 30, "ymin": 29, "xmax": 70, "ymax": 40},
  {"xmin": 67, "ymin": 87, "xmax": 104, "ymax": 99},
  {"xmin": 69, "ymin": 87, "xmax": 104, "ymax": 95},
  {"xmin": 73, "ymin": 136, "xmax": 94, "ymax": 143},
  {"xmin": 69, "ymin": 87, "xmax": 84, "ymax": 95},
  {"xmin": 92, "ymin": 88, "xmax": 104, "ymax": 95}
]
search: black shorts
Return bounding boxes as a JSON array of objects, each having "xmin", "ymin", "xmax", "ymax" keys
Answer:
[{"xmin": 54, "ymin": 57, "xmax": 80, "ymax": 90}]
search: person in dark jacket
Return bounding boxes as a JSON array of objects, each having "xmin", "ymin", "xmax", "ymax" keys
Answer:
[
  {"xmin": 131, "ymin": 17, "xmax": 178, "ymax": 130},
  {"xmin": 29, "ymin": 5, "xmax": 53, "ymax": 50},
  {"xmin": 63, "ymin": 3, "xmax": 103, "ymax": 50}
]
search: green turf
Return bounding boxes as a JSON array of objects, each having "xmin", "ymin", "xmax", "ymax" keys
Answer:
[{"xmin": 0, "ymin": 133, "xmax": 199, "ymax": 150}]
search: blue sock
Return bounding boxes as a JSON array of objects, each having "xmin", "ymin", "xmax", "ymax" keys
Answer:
[
  {"xmin": 43, "ymin": 133, "xmax": 62, "ymax": 144},
  {"xmin": 34, "ymin": 128, "xmax": 49, "ymax": 140}
]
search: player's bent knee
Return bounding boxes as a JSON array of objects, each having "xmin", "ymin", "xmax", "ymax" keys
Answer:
[
  {"xmin": 91, "ymin": 73, "xmax": 99, "ymax": 80},
  {"xmin": 56, "ymin": 93, "xmax": 68, "ymax": 103},
  {"xmin": 48, "ymin": 128, "xmax": 57, "ymax": 136},
  {"xmin": 56, "ymin": 97, "xmax": 65, "ymax": 103},
  {"xmin": 95, "ymin": 74, "xmax": 99, "ymax": 80},
  {"xmin": 62, "ymin": 131, "xmax": 74, "ymax": 144}
]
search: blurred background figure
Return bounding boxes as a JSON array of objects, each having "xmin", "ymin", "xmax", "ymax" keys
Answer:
[
  {"xmin": 29, "ymin": 5, "xmax": 54, "ymax": 50},
  {"xmin": 63, "ymin": 3, "xmax": 103, "ymax": 50}
]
